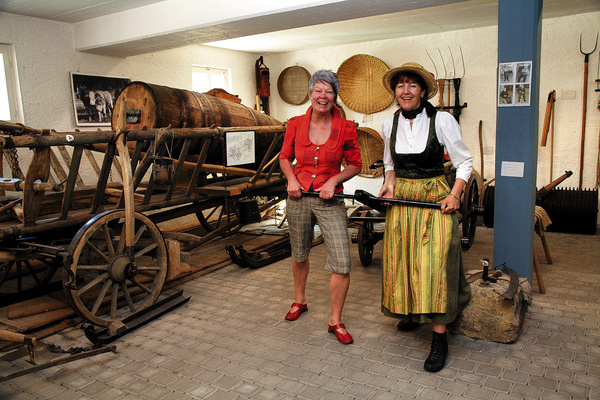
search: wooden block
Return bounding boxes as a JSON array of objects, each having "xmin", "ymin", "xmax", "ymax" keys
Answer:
[
  {"xmin": 166, "ymin": 238, "xmax": 181, "ymax": 281},
  {"xmin": 0, "ymin": 307, "xmax": 76, "ymax": 332},
  {"xmin": 7, "ymin": 295, "xmax": 69, "ymax": 319}
]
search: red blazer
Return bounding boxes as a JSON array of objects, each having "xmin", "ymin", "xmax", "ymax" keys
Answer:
[{"xmin": 280, "ymin": 107, "xmax": 362, "ymax": 193}]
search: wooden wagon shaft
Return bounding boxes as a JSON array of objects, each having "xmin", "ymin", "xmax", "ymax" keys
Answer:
[
  {"xmin": 89, "ymin": 143, "xmax": 275, "ymax": 178},
  {"xmin": 0, "ymin": 179, "xmax": 63, "ymax": 192},
  {"xmin": 0, "ymin": 125, "xmax": 286, "ymax": 149}
]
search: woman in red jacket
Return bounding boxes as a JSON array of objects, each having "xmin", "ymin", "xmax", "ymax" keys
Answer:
[{"xmin": 279, "ymin": 69, "xmax": 362, "ymax": 344}]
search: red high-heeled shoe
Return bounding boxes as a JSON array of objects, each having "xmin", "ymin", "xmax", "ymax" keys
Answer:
[
  {"xmin": 328, "ymin": 323, "xmax": 353, "ymax": 344},
  {"xmin": 285, "ymin": 303, "xmax": 308, "ymax": 321}
]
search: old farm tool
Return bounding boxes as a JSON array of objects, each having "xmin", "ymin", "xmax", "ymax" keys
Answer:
[
  {"xmin": 578, "ymin": 33, "xmax": 598, "ymax": 189},
  {"xmin": 427, "ymin": 48, "xmax": 468, "ymax": 121},
  {"xmin": 0, "ymin": 343, "xmax": 117, "ymax": 382},
  {"xmin": 540, "ymin": 90, "xmax": 557, "ymax": 182},
  {"xmin": 305, "ymin": 176, "xmax": 483, "ymax": 266}
]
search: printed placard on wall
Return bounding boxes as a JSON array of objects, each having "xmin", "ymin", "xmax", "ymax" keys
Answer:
[
  {"xmin": 226, "ymin": 131, "xmax": 255, "ymax": 166},
  {"xmin": 498, "ymin": 61, "xmax": 531, "ymax": 107}
]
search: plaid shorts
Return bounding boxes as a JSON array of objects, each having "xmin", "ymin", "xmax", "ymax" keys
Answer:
[{"xmin": 286, "ymin": 195, "xmax": 351, "ymax": 274}]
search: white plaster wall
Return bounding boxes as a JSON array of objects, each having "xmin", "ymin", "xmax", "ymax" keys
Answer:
[
  {"xmin": 0, "ymin": 13, "xmax": 261, "ymax": 132},
  {"xmin": 1, "ymin": 10, "xmax": 599, "ymax": 217},
  {"xmin": 267, "ymin": 12, "xmax": 600, "ymax": 196},
  {"xmin": 0, "ymin": 12, "xmax": 262, "ymax": 183}
]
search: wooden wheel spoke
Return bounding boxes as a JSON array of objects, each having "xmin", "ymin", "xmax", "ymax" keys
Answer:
[
  {"xmin": 102, "ymin": 224, "xmax": 116, "ymax": 257},
  {"xmin": 116, "ymin": 222, "xmax": 127, "ymax": 255},
  {"xmin": 121, "ymin": 282, "xmax": 137, "ymax": 313},
  {"xmin": 133, "ymin": 225, "xmax": 148, "ymax": 245},
  {"xmin": 134, "ymin": 243, "xmax": 158, "ymax": 258},
  {"xmin": 77, "ymin": 264, "xmax": 109, "ymax": 271},
  {"xmin": 128, "ymin": 276, "xmax": 152, "ymax": 294},
  {"xmin": 137, "ymin": 266, "xmax": 161, "ymax": 272},
  {"xmin": 91, "ymin": 279, "xmax": 112, "ymax": 315},
  {"xmin": 77, "ymin": 272, "xmax": 109, "ymax": 296},
  {"xmin": 16, "ymin": 261, "xmax": 22, "ymax": 292},
  {"xmin": 0, "ymin": 263, "xmax": 11, "ymax": 286},
  {"xmin": 85, "ymin": 240, "xmax": 111, "ymax": 263},
  {"xmin": 23, "ymin": 260, "xmax": 42, "ymax": 285},
  {"xmin": 111, "ymin": 284, "xmax": 118, "ymax": 319}
]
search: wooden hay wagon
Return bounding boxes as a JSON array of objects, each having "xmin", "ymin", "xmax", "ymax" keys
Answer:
[{"xmin": 0, "ymin": 84, "xmax": 287, "ymax": 329}]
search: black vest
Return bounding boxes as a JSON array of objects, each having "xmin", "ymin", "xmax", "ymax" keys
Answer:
[{"xmin": 390, "ymin": 112, "xmax": 445, "ymax": 179}]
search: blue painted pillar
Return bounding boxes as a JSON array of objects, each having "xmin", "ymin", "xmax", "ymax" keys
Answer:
[{"xmin": 493, "ymin": 0, "xmax": 543, "ymax": 281}]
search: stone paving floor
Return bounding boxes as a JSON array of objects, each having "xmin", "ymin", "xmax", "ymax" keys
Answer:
[{"xmin": 1, "ymin": 226, "xmax": 599, "ymax": 399}]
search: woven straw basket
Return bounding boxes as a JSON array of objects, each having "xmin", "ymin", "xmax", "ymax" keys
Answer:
[
  {"xmin": 277, "ymin": 66, "xmax": 311, "ymax": 105},
  {"xmin": 344, "ymin": 126, "xmax": 384, "ymax": 178},
  {"xmin": 337, "ymin": 54, "xmax": 394, "ymax": 114}
]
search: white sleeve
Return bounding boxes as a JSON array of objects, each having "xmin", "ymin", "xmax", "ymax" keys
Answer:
[
  {"xmin": 382, "ymin": 116, "xmax": 395, "ymax": 174},
  {"xmin": 435, "ymin": 112, "xmax": 473, "ymax": 182}
]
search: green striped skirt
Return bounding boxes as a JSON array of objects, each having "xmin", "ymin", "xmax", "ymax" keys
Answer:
[{"xmin": 381, "ymin": 175, "xmax": 471, "ymax": 324}]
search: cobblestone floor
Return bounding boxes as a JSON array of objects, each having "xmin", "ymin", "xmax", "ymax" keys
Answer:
[{"xmin": 1, "ymin": 227, "xmax": 599, "ymax": 399}]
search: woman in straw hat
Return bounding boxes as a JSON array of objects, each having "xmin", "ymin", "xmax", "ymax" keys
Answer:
[
  {"xmin": 279, "ymin": 69, "xmax": 362, "ymax": 345},
  {"xmin": 378, "ymin": 62, "xmax": 473, "ymax": 372}
]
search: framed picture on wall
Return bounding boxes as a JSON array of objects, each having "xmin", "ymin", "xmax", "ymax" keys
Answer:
[
  {"xmin": 497, "ymin": 61, "xmax": 531, "ymax": 107},
  {"xmin": 71, "ymin": 73, "xmax": 131, "ymax": 126}
]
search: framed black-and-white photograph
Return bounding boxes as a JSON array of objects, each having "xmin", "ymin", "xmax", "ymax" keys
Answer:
[{"xmin": 71, "ymin": 73, "xmax": 131, "ymax": 126}]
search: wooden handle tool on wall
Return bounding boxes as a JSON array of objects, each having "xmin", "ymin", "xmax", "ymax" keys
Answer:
[
  {"xmin": 541, "ymin": 90, "xmax": 555, "ymax": 147},
  {"xmin": 578, "ymin": 33, "xmax": 598, "ymax": 189}
]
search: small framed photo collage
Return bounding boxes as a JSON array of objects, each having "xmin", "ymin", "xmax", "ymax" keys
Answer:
[{"xmin": 498, "ymin": 61, "xmax": 532, "ymax": 107}]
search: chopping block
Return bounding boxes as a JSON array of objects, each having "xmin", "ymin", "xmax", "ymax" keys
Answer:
[{"xmin": 449, "ymin": 269, "xmax": 532, "ymax": 343}]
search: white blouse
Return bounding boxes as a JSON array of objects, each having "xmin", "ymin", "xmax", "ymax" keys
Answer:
[{"xmin": 382, "ymin": 109, "xmax": 474, "ymax": 183}]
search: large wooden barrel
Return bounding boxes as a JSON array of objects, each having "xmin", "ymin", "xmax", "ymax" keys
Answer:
[
  {"xmin": 111, "ymin": 82, "xmax": 282, "ymax": 167},
  {"xmin": 111, "ymin": 81, "xmax": 280, "ymax": 131}
]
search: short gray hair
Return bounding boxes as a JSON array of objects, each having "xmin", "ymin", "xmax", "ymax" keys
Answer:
[{"xmin": 308, "ymin": 69, "xmax": 339, "ymax": 101}]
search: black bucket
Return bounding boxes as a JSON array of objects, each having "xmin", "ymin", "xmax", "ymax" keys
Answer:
[{"xmin": 239, "ymin": 198, "xmax": 261, "ymax": 225}]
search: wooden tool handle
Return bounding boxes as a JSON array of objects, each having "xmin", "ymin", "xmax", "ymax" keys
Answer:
[
  {"xmin": 541, "ymin": 91, "xmax": 555, "ymax": 146},
  {"xmin": 579, "ymin": 61, "xmax": 589, "ymax": 190},
  {"xmin": 437, "ymin": 79, "xmax": 445, "ymax": 108}
]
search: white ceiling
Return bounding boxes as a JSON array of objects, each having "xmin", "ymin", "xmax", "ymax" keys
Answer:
[{"xmin": 1, "ymin": 0, "xmax": 599, "ymax": 56}]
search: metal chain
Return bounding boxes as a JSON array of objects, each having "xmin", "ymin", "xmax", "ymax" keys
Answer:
[{"xmin": 5, "ymin": 148, "xmax": 24, "ymax": 180}]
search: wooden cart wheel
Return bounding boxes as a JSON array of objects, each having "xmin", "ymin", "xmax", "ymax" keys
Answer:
[
  {"xmin": 357, "ymin": 211, "xmax": 375, "ymax": 267},
  {"xmin": 64, "ymin": 210, "xmax": 168, "ymax": 327},
  {"xmin": 460, "ymin": 174, "xmax": 480, "ymax": 250},
  {"xmin": 0, "ymin": 256, "xmax": 59, "ymax": 298},
  {"xmin": 195, "ymin": 197, "xmax": 241, "ymax": 235}
]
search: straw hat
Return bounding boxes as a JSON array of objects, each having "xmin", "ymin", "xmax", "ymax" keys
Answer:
[
  {"xmin": 337, "ymin": 54, "xmax": 394, "ymax": 114},
  {"xmin": 382, "ymin": 62, "xmax": 438, "ymax": 99}
]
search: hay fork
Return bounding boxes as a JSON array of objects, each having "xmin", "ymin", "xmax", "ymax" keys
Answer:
[{"xmin": 578, "ymin": 32, "xmax": 598, "ymax": 189}]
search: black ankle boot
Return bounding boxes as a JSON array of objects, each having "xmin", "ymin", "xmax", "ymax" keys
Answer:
[{"xmin": 424, "ymin": 332, "xmax": 448, "ymax": 372}]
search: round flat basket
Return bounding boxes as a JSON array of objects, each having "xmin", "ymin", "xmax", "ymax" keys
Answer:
[
  {"xmin": 277, "ymin": 66, "xmax": 311, "ymax": 105},
  {"xmin": 344, "ymin": 126, "xmax": 384, "ymax": 178},
  {"xmin": 337, "ymin": 54, "xmax": 394, "ymax": 114}
]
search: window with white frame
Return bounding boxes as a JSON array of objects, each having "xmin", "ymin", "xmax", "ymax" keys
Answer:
[
  {"xmin": 0, "ymin": 44, "xmax": 21, "ymax": 122},
  {"xmin": 191, "ymin": 65, "xmax": 231, "ymax": 93}
]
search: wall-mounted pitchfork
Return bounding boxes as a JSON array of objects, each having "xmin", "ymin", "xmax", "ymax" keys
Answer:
[
  {"xmin": 427, "ymin": 47, "xmax": 467, "ymax": 123},
  {"xmin": 578, "ymin": 32, "xmax": 598, "ymax": 189}
]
